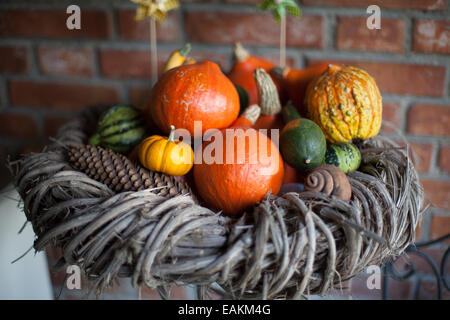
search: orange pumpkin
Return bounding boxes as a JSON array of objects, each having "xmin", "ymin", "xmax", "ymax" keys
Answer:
[
  {"xmin": 273, "ymin": 63, "xmax": 329, "ymax": 116},
  {"xmin": 149, "ymin": 61, "xmax": 240, "ymax": 136},
  {"xmin": 228, "ymin": 43, "xmax": 275, "ymax": 105},
  {"xmin": 305, "ymin": 64, "xmax": 382, "ymax": 143},
  {"xmin": 194, "ymin": 127, "xmax": 284, "ymax": 216}
]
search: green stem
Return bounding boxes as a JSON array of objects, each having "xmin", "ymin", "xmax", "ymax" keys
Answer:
[
  {"xmin": 167, "ymin": 125, "xmax": 175, "ymax": 142},
  {"xmin": 179, "ymin": 43, "xmax": 191, "ymax": 57},
  {"xmin": 282, "ymin": 101, "xmax": 301, "ymax": 124}
]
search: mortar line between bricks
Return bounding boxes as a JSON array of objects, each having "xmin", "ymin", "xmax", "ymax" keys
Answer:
[
  {"xmin": 417, "ymin": 171, "xmax": 450, "ymax": 181},
  {"xmin": 28, "ymin": 43, "xmax": 40, "ymax": 78},
  {"xmin": 0, "ymin": 76, "xmax": 8, "ymax": 111},
  {"xmin": 421, "ymin": 210, "xmax": 434, "ymax": 242},
  {"xmin": 429, "ymin": 141, "xmax": 440, "ymax": 175},
  {"xmin": 445, "ymin": 60, "xmax": 450, "ymax": 99},
  {"xmin": 404, "ymin": 15, "xmax": 413, "ymax": 55},
  {"xmin": 428, "ymin": 208, "xmax": 450, "ymax": 216},
  {"xmin": 398, "ymin": 98, "xmax": 409, "ymax": 134},
  {"xmin": 324, "ymin": 11, "xmax": 336, "ymax": 51},
  {"xmin": 1, "ymin": 36, "xmax": 449, "ymax": 65},
  {"xmin": 91, "ymin": 45, "xmax": 102, "ymax": 79},
  {"xmin": 109, "ymin": 5, "xmax": 118, "ymax": 41}
]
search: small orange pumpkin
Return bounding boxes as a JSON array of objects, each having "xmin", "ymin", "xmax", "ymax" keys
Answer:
[
  {"xmin": 138, "ymin": 125, "xmax": 194, "ymax": 176},
  {"xmin": 271, "ymin": 63, "xmax": 329, "ymax": 116},
  {"xmin": 228, "ymin": 43, "xmax": 275, "ymax": 105}
]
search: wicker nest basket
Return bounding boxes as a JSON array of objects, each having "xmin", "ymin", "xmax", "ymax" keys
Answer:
[{"xmin": 12, "ymin": 106, "xmax": 424, "ymax": 300}]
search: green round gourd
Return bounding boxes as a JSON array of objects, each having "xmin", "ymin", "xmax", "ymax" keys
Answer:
[
  {"xmin": 235, "ymin": 85, "xmax": 249, "ymax": 115},
  {"xmin": 88, "ymin": 105, "xmax": 147, "ymax": 154},
  {"xmin": 280, "ymin": 118, "xmax": 327, "ymax": 172},
  {"xmin": 325, "ymin": 142, "xmax": 361, "ymax": 173}
]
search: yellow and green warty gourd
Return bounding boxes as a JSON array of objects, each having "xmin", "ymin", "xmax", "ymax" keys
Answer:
[{"xmin": 305, "ymin": 64, "xmax": 382, "ymax": 143}]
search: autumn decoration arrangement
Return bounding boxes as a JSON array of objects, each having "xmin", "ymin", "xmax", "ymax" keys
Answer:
[
  {"xmin": 75, "ymin": 41, "xmax": 384, "ymax": 216},
  {"xmin": 11, "ymin": 0, "xmax": 425, "ymax": 300}
]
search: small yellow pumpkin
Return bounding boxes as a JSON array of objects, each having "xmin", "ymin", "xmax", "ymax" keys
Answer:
[{"xmin": 138, "ymin": 125, "xmax": 194, "ymax": 176}]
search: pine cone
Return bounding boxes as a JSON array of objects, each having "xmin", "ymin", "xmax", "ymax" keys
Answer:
[{"xmin": 67, "ymin": 145, "xmax": 196, "ymax": 200}]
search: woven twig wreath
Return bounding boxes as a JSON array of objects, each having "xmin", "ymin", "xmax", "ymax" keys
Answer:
[{"xmin": 12, "ymin": 106, "xmax": 424, "ymax": 299}]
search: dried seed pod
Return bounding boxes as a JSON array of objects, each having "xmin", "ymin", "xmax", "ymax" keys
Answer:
[{"xmin": 304, "ymin": 164, "xmax": 352, "ymax": 201}]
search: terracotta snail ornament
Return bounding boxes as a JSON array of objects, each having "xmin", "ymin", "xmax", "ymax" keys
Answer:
[{"xmin": 304, "ymin": 164, "xmax": 352, "ymax": 201}]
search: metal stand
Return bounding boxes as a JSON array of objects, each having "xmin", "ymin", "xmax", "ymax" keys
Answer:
[{"xmin": 382, "ymin": 233, "xmax": 450, "ymax": 300}]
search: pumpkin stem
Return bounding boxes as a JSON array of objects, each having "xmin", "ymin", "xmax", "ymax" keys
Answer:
[
  {"xmin": 242, "ymin": 104, "xmax": 261, "ymax": 125},
  {"xmin": 271, "ymin": 66, "xmax": 290, "ymax": 80},
  {"xmin": 233, "ymin": 42, "xmax": 249, "ymax": 62},
  {"xmin": 327, "ymin": 64, "xmax": 341, "ymax": 73},
  {"xmin": 179, "ymin": 43, "xmax": 191, "ymax": 57},
  {"xmin": 168, "ymin": 125, "xmax": 176, "ymax": 143},
  {"xmin": 254, "ymin": 68, "xmax": 282, "ymax": 116}
]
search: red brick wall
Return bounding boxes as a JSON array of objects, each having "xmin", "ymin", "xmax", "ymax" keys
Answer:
[{"xmin": 0, "ymin": 0, "xmax": 448, "ymax": 300}]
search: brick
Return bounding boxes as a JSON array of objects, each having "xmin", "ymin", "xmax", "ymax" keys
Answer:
[
  {"xmin": 44, "ymin": 116, "xmax": 72, "ymax": 137},
  {"xmin": 0, "ymin": 46, "xmax": 28, "ymax": 73},
  {"xmin": 99, "ymin": 49, "xmax": 169, "ymax": 78},
  {"xmin": 300, "ymin": 0, "xmax": 446, "ymax": 10},
  {"xmin": 417, "ymin": 280, "xmax": 450, "ymax": 300},
  {"xmin": 100, "ymin": 49, "xmax": 229, "ymax": 79},
  {"xmin": 308, "ymin": 60, "xmax": 446, "ymax": 97},
  {"xmin": 383, "ymin": 278, "xmax": 413, "ymax": 300},
  {"xmin": 348, "ymin": 273, "xmax": 412, "ymax": 300},
  {"xmin": 9, "ymin": 80, "xmax": 119, "ymax": 110},
  {"xmin": 185, "ymin": 12, "xmax": 323, "ymax": 48},
  {"xmin": 0, "ymin": 113, "xmax": 39, "ymax": 139},
  {"xmin": 438, "ymin": 146, "xmax": 450, "ymax": 173},
  {"xmin": 140, "ymin": 285, "xmax": 188, "ymax": 300},
  {"xmin": 413, "ymin": 19, "xmax": 450, "ymax": 54},
  {"xmin": 390, "ymin": 139, "xmax": 432, "ymax": 173},
  {"xmin": 409, "ymin": 142, "xmax": 433, "ymax": 173},
  {"xmin": 347, "ymin": 275, "xmax": 381, "ymax": 299},
  {"xmin": 421, "ymin": 179, "xmax": 450, "ymax": 210},
  {"xmin": 380, "ymin": 101, "xmax": 401, "ymax": 133},
  {"xmin": 407, "ymin": 105, "xmax": 450, "ymax": 136},
  {"xmin": 337, "ymin": 17, "xmax": 405, "ymax": 53},
  {"xmin": 0, "ymin": 9, "xmax": 111, "ymax": 39},
  {"xmin": 117, "ymin": 9, "xmax": 179, "ymax": 42},
  {"xmin": 430, "ymin": 215, "xmax": 450, "ymax": 240},
  {"xmin": 188, "ymin": 51, "xmax": 230, "ymax": 71},
  {"xmin": 37, "ymin": 46, "xmax": 94, "ymax": 77}
]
